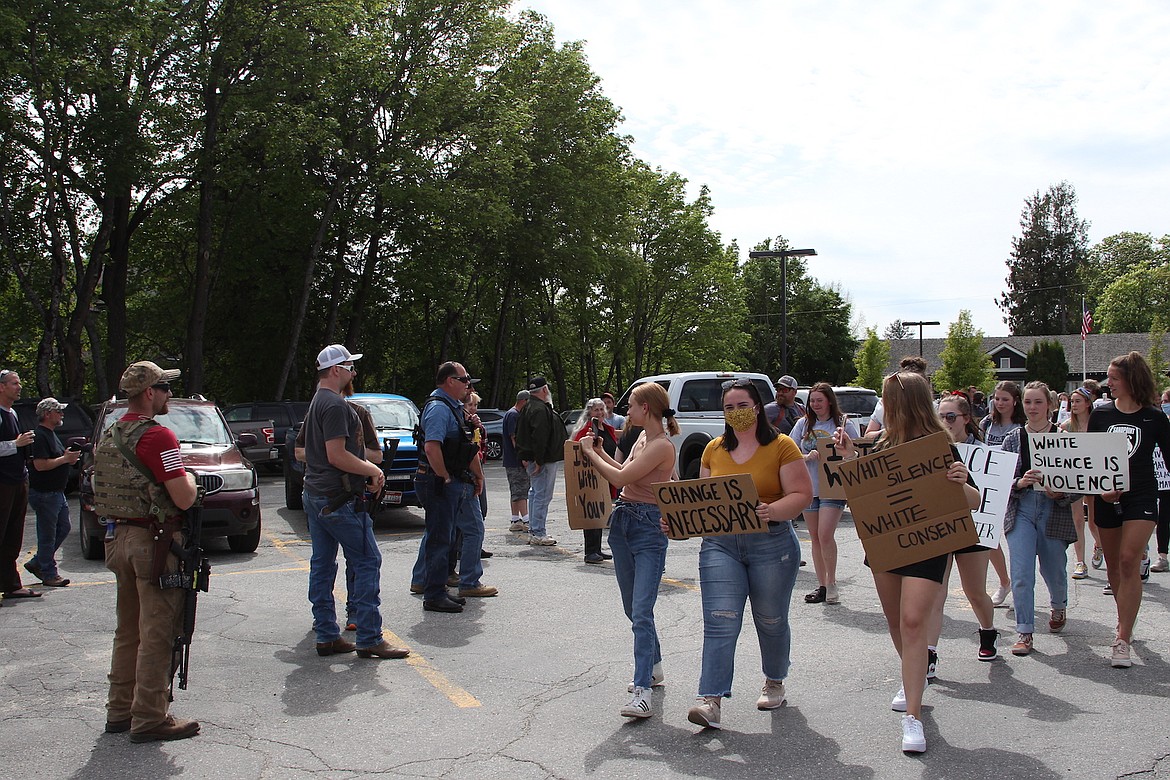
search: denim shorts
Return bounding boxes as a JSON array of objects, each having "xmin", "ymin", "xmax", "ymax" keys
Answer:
[{"xmin": 806, "ymin": 496, "xmax": 846, "ymax": 512}]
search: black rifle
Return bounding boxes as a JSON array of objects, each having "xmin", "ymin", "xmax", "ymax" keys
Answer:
[{"xmin": 166, "ymin": 487, "xmax": 210, "ymax": 695}]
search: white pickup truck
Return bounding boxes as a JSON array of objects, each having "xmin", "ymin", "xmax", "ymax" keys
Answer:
[{"xmin": 614, "ymin": 371, "xmax": 776, "ymax": 479}]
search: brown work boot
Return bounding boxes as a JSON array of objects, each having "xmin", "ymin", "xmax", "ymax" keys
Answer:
[
  {"xmin": 129, "ymin": 715, "xmax": 200, "ymax": 743},
  {"xmin": 104, "ymin": 717, "xmax": 132, "ymax": 733},
  {"xmin": 316, "ymin": 637, "xmax": 357, "ymax": 657},
  {"xmin": 458, "ymin": 584, "xmax": 498, "ymax": 598},
  {"xmin": 356, "ymin": 639, "xmax": 410, "ymax": 659}
]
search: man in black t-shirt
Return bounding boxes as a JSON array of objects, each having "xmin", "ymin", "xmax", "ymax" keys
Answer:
[{"xmin": 26, "ymin": 398, "xmax": 80, "ymax": 587}]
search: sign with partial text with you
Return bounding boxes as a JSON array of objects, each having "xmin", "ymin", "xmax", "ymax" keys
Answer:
[{"xmin": 563, "ymin": 441, "xmax": 612, "ymax": 530}]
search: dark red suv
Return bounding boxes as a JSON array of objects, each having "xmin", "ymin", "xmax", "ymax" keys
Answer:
[{"xmin": 77, "ymin": 397, "xmax": 262, "ymax": 558}]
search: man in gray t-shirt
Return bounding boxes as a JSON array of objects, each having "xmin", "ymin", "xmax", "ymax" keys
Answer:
[{"xmin": 301, "ymin": 344, "xmax": 407, "ymax": 661}]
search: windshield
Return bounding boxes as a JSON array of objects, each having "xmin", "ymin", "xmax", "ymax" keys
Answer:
[
  {"xmin": 352, "ymin": 398, "xmax": 419, "ymax": 430},
  {"xmin": 839, "ymin": 393, "xmax": 878, "ymax": 416},
  {"xmin": 101, "ymin": 404, "xmax": 233, "ymax": 446}
]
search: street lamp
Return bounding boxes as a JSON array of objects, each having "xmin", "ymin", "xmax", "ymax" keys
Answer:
[
  {"xmin": 902, "ymin": 320, "xmax": 940, "ymax": 357},
  {"xmin": 748, "ymin": 248, "xmax": 817, "ymax": 376}
]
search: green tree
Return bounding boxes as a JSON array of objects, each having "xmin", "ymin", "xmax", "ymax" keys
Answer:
[
  {"xmin": 932, "ymin": 310, "xmax": 996, "ymax": 393},
  {"xmin": 1081, "ymin": 232, "xmax": 1169, "ymax": 310},
  {"xmin": 741, "ymin": 237, "xmax": 856, "ymax": 384},
  {"xmin": 1149, "ymin": 323, "xmax": 1169, "ymax": 391},
  {"xmin": 1095, "ymin": 264, "xmax": 1170, "ymax": 333},
  {"xmin": 883, "ymin": 319, "xmax": 913, "ymax": 340},
  {"xmin": 853, "ymin": 327, "xmax": 890, "ymax": 391},
  {"xmin": 1025, "ymin": 340, "xmax": 1070, "ymax": 391},
  {"xmin": 998, "ymin": 182, "xmax": 1090, "ymax": 335}
]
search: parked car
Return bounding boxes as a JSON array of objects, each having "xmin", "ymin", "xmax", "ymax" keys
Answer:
[
  {"xmin": 615, "ymin": 371, "xmax": 776, "ymax": 479},
  {"xmin": 13, "ymin": 398, "xmax": 95, "ymax": 492},
  {"xmin": 475, "ymin": 408, "xmax": 505, "ymax": 459},
  {"xmin": 284, "ymin": 392, "xmax": 421, "ymax": 514},
  {"xmin": 226, "ymin": 418, "xmax": 278, "ymax": 466},
  {"xmin": 222, "ymin": 401, "xmax": 309, "ymax": 467},
  {"xmin": 795, "ymin": 386, "xmax": 879, "ymax": 430},
  {"xmin": 77, "ymin": 397, "xmax": 262, "ymax": 559},
  {"xmin": 561, "ymin": 408, "xmax": 584, "ymax": 437}
]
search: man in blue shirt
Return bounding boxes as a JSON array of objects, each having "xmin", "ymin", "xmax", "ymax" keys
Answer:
[
  {"xmin": 502, "ymin": 390, "xmax": 530, "ymax": 531},
  {"xmin": 412, "ymin": 362, "xmax": 493, "ymax": 613}
]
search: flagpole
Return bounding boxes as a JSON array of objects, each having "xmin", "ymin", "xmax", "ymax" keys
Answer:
[{"xmin": 1082, "ymin": 295, "xmax": 1087, "ymax": 381}]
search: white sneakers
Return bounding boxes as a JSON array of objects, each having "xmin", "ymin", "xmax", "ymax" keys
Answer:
[
  {"xmin": 901, "ymin": 714, "xmax": 926, "ymax": 753},
  {"xmin": 756, "ymin": 679, "xmax": 786, "ymax": 710},
  {"xmin": 508, "ymin": 519, "xmax": 529, "ymax": 532},
  {"xmin": 824, "ymin": 583, "xmax": 840, "ymax": 604},
  {"xmin": 621, "ymin": 687, "xmax": 652, "ymax": 718},
  {"xmin": 991, "ymin": 584, "xmax": 1010, "ymax": 606},
  {"xmin": 891, "ymin": 686, "xmax": 907, "ymax": 712},
  {"xmin": 528, "ymin": 534, "xmax": 557, "ymax": 546},
  {"xmin": 627, "ymin": 663, "xmax": 665, "ymax": 692}
]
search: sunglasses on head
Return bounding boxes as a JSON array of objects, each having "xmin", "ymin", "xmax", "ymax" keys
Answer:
[{"xmin": 721, "ymin": 378, "xmax": 753, "ymax": 390}]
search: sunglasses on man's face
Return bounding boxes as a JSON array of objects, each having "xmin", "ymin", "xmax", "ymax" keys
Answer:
[
  {"xmin": 453, "ymin": 375, "xmax": 473, "ymax": 384},
  {"xmin": 152, "ymin": 382, "xmax": 172, "ymax": 393}
]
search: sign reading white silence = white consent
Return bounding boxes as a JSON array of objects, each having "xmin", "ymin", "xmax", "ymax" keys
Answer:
[
  {"xmin": 1026, "ymin": 431, "xmax": 1130, "ymax": 494},
  {"xmin": 954, "ymin": 443, "xmax": 1017, "ymax": 550}
]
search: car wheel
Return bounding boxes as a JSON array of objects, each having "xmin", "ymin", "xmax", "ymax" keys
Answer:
[
  {"xmin": 79, "ymin": 509, "xmax": 104, "ymax": 560},
  {"xmin": 228, "ymin": 518, "xmax": 262, "ymax": 553},
  {"xmin": 284, "ymin": 461, "xmax": 304, "ymax": 510},
  {"xmin": 682, "ymin": 458, "xmax": 701, "ymax": 480},
  {"xmin": 485, "ymin": 435, "xmax": 503, "ymax": 460}
]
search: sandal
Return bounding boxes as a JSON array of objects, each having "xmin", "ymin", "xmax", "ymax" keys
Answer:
[
  {"xmin": 804, "ymin": 586, "xmax": 827, "ymax": 603},
  {"xmin": 4, "ymin": 588, "xmax": 42, "ymax": 599}
]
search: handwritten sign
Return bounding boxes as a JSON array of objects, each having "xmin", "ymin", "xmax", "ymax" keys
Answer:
[
  {"xmin": 654, "ymin": 474, "xmax": 762, "ymax": 540},
  {"xmin": 1156, "ymin": 446, "xmax": 1170, "ymax": 491},
  {"xmin": 834, "ymin": 431, "xmax": 977, "ymax": 572},
  {"xmin": 563, "ymin": 441, "xmax": 612, "ymax": 530},
  {"xmin": 954, "ymin": 443, "xmax": 1017, "ymax": 550},
  {"xmin": 1026, "ymin": 431, "xmax": 1130, "ymax": 494},
  {"xmin": 816, "ymin": 436, "xmax": 849, "ymax": 501}
]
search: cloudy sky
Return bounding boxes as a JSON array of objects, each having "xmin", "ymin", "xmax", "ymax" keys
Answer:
[{"xmin": 513, "ymin": 0, "xmax": 1170, "ymax": 338}]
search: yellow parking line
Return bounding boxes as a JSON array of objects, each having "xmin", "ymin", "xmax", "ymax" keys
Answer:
[
  {"xmin": 661, "ymin": 577, "xmax": 698, "ymax": 591},
  {"xmin": 267, "ymin": 532, "xmax": 479, "ymax": 708}
]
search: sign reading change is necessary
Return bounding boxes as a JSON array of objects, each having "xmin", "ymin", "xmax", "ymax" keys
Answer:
[
  {"xmin": 654, "ymin": 474, "xmax": 762, "ymax": 540},
  {"xmin": 1026, "ymin": 431, "xmax": 1130, "ymax": 494},
  {"xmin": 833, "ymin": 431, "xmax": 977, "ymax": 572},
  {"xmin": 563, "ymin": 441, "xmax": 612, "ymax": 530}
]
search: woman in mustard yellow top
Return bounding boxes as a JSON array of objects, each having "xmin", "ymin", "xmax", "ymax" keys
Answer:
[{"xmin": 685, "ymin": 378, "xmax": 811, "ymax": 731}]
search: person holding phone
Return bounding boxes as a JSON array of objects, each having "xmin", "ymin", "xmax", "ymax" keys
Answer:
[
  {"xmin": 26, "ymin": 397, "xmax": 80, "ymax": 587},
  {"xmin": 572, "ymin": 398, "xmax": 618, "ymax": 563}
]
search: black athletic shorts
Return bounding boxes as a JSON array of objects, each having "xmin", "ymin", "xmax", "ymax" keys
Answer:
[
  {"xmin": 865, "ymin": 552, "xmax": 949, "ymax": 583},
  {"xmin": 1094, "ymin": 493, "xmax": 1158, "ymax": 528}
]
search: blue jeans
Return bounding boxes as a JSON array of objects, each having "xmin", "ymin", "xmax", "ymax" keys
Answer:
[
  {"xmin": 1006, "ymin": 490, "xmax": 1069, "ymax": 633},
  {"xmin": 28, "ymin": 489, "xmax": 70, "ymax": 579},
  {"xmin": 526, "ymin": 461, "xmax": 560, "ymax": 537},
  {"xmin": 607, "ymin": 501, "xmax": 669, "ymax": 689},
  {"xmin": 304, "ymin": 491, "xmax": 383, "ymax": 647},
  {"xmin": 413, "ymin": 476, "xmax": 484, "ymax": 598},
  {"xmin": 697, "ymin": 523, "xmax": 801, "ymax": 697}
]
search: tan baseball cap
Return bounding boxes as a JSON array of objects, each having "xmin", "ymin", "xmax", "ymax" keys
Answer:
[{"xmin": 119, "ymin": 361, "xmax": 181, "ymax": 396}]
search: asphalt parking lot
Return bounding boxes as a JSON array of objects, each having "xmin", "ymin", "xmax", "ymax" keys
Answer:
[{"xmin": 2, "ymin": 461, "xmax": 1169, "ymax": 779}]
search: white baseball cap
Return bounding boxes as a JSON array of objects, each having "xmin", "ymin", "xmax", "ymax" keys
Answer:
[{"xmin": 316, "ymin": 344, "xmax": 363, "ymax": 370}]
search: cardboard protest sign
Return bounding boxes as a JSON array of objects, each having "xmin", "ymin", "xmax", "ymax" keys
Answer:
[
  {"xmin": 954, "ymin": 443, "xmax": 1018, "ymax": 550},
  {"xmin": 563, "ymin": 441, "xmax": 612, "ymax": 530},
  {"xmin": 654, "ymin": 474, "xmax": 762, "ymax": 540},
  {"xmin": 1026, "ymin": 431, "xmax": 1130, "ymax": 495},
  {"xmin": 833, "ymin": 431, "xmax": 977, "ymax": 572},
  {"xmin": 816, "ymin": 435, "xmax": 849, "ymax": 501}
]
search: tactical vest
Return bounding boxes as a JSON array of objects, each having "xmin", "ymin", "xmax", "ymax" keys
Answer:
[
  {"xmin": 414, "ymin": 397, "xmax": 478, "ymax": 475},
  {"xmin": 92, "ymin": 418, "xmax": 184, "ymax": 520}
]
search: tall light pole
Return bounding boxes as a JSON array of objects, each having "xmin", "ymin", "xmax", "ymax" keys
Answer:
[
  {"xmin": 903, "ymin": 320, "xmax": 940, "ymax": 357},
  {"xmin": 748, "ymin": 248, "xmax": 817, "ymax": 376}
]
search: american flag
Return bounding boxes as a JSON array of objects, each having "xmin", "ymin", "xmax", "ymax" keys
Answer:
[{"xmin": 1081, "ymin": 305, "xmax": 1093, "ymax": 341}]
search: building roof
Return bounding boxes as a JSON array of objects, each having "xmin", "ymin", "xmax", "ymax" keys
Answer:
[{"xmin": 883, "ymin": 332, "xmax": 1170, "ymax": 379}]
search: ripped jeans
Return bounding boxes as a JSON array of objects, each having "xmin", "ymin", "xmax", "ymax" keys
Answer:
[{"xmin": 697, "ymin": 522, "xmax": 801, "ymax": 697}]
